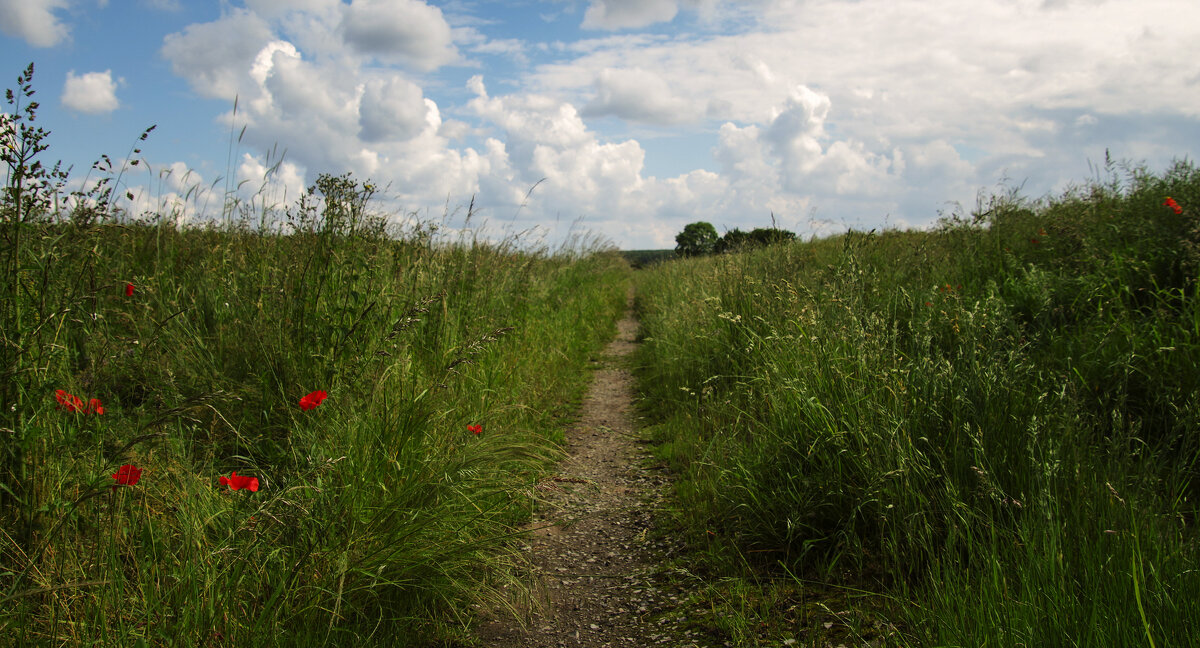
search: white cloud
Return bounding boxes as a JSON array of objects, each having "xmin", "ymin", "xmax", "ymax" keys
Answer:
[
  {"xmin": 237, "ymin": 152, "xmax": 306, "ymax": 209},
  {"xmin": 468, "ymin": 77, "xmax": 667, "ymax": 227},
  {"xmin": 765, "ymin": 85, "xmax": 831, "ymax": 181},
  {"xmin": 258, "ymin": 45, "xmax": 348, "ymax": 122},
  {"xmin": 582, "ymin": 67, "xmax": 694, "ymax": 124},
  {"xmin": 160, "ymin": 161, "xmax": 202, "ymax": 194},
  {"xmin": 0, "ymin": 0, "xmax": 70, "ymax": 47},
  {"xmin": 161, "ymin": 9, "xmax": 275, "ymax": 99},
  {"xmin": 580, "ymin": 0, "xmax": 727, "ymax": 30},
  {"xmin": 339, "ymin": 0, "xmax": 458, "ymax": 70},
  {"xmin": 469, "ymin": 80, "xmax": 593, "ymax": 156},
  {"xmin": 358, "ymin": 76, "xmax": 429, "ymax": 142},
  {"xmin": 905, "ymin": 140, "xmax": 972, "ymax": 185},
  {"xmin": 150, "ymin": 0, "xmax": 1200, "ymax": 248},
  {"xmin": 582, "ymin": 0, "xmax": 679, "ymax": 30},
  {"xmin": 61, "ymin": 70, "xmax": 120, "ymax": 114}
]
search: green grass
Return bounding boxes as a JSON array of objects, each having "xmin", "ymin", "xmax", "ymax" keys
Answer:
[
  {"xmin": 10, "ymin": 59, "xmax": 1200, "ymax": 647},
  {"xmin": 634, "ymin": 159, "xmax": 1200, "ymax": 646},
  {"xmin": 1, "ymin": 67, "xmax": 631, "ymax": 646},
  {"xmin": 620, "ymin": 249, "xmax": 675, "ymax": 268}
]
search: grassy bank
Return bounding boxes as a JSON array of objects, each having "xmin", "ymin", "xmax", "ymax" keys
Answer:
[
  {"xmin": 1, "ymin": 70, "xmax": 630, "ymax": 645},
  {"xmin": 635, "ymin": 161, "xmax": 1200, "ymax": 645}
]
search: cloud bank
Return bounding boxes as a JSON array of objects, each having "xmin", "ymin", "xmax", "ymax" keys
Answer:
[{"xmin": 134, "ymin": 0, "xmax": 1200, "ymax": 248}]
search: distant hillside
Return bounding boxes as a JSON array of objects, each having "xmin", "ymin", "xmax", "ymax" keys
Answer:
[{"xmin": 620, "ymin": 249, "xmax": 674, "ymax": 268}]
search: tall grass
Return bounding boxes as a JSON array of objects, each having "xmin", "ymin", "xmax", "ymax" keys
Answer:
[
  {"xmin": 635, "ymin": 160, "xmax": 1200, "ymax": 645},
  {"xmin": 0, "ymin": 65, "xmax": 630, "ymax": 645}
]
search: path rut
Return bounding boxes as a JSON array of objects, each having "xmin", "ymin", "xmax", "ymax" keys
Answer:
[{"xmin": 475, "ymin": 294, "xmax": 716, "ymax": 648}]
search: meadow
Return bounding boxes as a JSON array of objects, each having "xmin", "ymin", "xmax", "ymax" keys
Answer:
[
  {"xmin": 1, "ymin": 66, "xmax": 629, "ymax": 645},
  {"xmin": 7, "ymin": 58, "xmax": 1200, "ymax": 646},
  {"xmin": 635, "ymin": 159, "xmax": 1200, "ymax": 645}
]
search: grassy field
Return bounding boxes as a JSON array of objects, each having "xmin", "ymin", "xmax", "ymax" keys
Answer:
[
  {"xmin": 635, "ymin": 161, "xmax": 1200, "ymax": 646},
  {"xmin": 9, "ymin": 60, "xmax": 1200, "ymax": 646},
  {"xmin": 1, "ymin": 69, "xmax": 630, "ymax": 646}
]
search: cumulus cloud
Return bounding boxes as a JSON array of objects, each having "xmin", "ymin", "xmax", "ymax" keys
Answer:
[
  {"xmin": 582, "ymin": 67, "xmax": 694, "ymax": 124},
  {"xmin": 467, "ymin": 76, "xmax": 662, "ymax": 225},
  {"xmin": 0, "ymin": 0, "xmax": 70, "ymax": 47},
  {"xmin": 149, "ymin": 0, "xmax": 1200, "ymax": 248},
  {"xmin": 161, "ymin": 9, "xmax": 275, "ymax": 99},
  {"xmin": 160, "ymin": 161, "xmax": 203, "ymax": 194},
  {"xmin": 339, "ymin": 0, "xmax": 458, "ymax": 70},
  {"xmin": 582, "ymin": 0, "xmax": 679, "ymax": 30},
  {"xmin": 237, "ymin": 152, "xmax": 307, "ymax": 207},
  {"xmin": 580, "ymin": 0, "xmax": 725, "ymax": 30},
  {"xmin": 463, "ymin": 75, "xmax": 818, "ymax": 247},
  {"xmin": 358, "ymin": 76, "xmax": 430, "ymax": 142},
  {"xmin": 765, "ymin": 85, "xmax": 831, "ymax": 180},
  {"xmin": 61, "ymin": 70, "xmax": 120, "ymax": 114}
]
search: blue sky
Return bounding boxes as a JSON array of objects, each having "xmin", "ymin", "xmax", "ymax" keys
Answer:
[{"xmin": 2, "ymin": 0, "xmax": 1199, "ymax": 249}]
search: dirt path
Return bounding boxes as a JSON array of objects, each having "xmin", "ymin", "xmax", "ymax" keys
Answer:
[{"xmin": 475, "ymin": 294, "xmax": 717, "ymax": 648}]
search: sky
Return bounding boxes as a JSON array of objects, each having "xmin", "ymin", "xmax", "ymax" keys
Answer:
[{"xmin": 1, "ymin": 0, "xmax": 1198, "ymax": 250}]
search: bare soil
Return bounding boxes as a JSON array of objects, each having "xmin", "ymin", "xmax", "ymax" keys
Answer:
[{"xmin": 474, "ymin": 295, "xmax": 719, "ymax": 648}]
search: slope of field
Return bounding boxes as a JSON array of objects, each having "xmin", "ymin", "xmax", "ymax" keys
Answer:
[
  {"xmin": 0, "ymin": 181, "xmax": 630, "ymax": 644},
  {"xmin": 634, "ymin": 161, "xmax": 1200, "ymax": 645}
]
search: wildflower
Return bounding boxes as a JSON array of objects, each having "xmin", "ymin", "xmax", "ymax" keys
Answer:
[
  {"xmin": 125, "ymin": 282, "xmax": 135, "ymax": 297},
  {"xmin": 1164, "ymin": 197, "xmax": 1183, "ymax": 215},
  {"xmin": 1038, "ymin": 228, "xmax": 1047, "ymax": 237},
  {"xmin": 112, "ymin": 464, "xmax": 143, "ymax": 491},
  {"xmin": 1030, "ymin": 238, "xmax": 1040, "ymax": 245},
  {"xmin": 55, "ymin": 389, "xmax": 104, "ymax": 414},
  {"xmin": 468, "ymin": 424, "xmax": 483, "ymax": 435},
  {"xmin": 219, "ymin": 471, "xmax": 259, "ymax": 492},
  {"xmin": 55, "ymin": 389, "xmax": 84, "ymax": 412},
  {"xmin": 298, "ymin": 390, "xmax": 327, "ymax": 410}
]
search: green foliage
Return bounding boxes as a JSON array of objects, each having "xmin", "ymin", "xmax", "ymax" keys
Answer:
[
  {"xmin": 675, "ymin": 221, "xmax": 719, "ymax": 257},
  {"xmin": 714, "ymin": 226, "xmax": 796, "ymax": 253},
  {"xmin": 620, "ymin": 248, "xmax": 674, "ymax": 268},
  {"xmin": 636, "ymin": 160, "xmax": 1200, "ymax": 645},
  {"xmin": 0, "ymin": 66, "xmax": 631, "ymax": 646}
]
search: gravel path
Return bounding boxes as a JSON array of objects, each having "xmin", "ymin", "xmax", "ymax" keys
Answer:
[{"xmin": 474, "ymin": 294, "xmax": 719, "ymax": 648}]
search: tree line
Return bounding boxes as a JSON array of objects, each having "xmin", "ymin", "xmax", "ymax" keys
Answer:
[{"xmin": 674, "ymin": 221, "xmax": 796, "ymax": 257}]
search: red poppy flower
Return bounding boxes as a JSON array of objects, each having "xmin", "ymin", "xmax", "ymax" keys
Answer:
[
  {"xmin": 467, "ymin": 424, "xmax": 483, "ymax": 435},
  {"xmin": 1030, "ymin": 238, "xmax": 1040, "ymax": 245},
  {"xmin": 219, "ymin": 471, "xmax": 260, "ymax": 492},
  {"xmin": 112, "ymin": 464, "xmax": 143, "ymax": 491},
  {"xmin": 55, "ymin": 389, "xmax": 85, "ymax": 413},
  {"xmin": 125, "ymin": 282, "xmax": 135, "ymax": 297},
  {"xmin": 1164, "ymin": 197, "xmax": 1183, "ymax": 215},
  {"xmin": 298, "ymin": 390, "xmax": 328, "ymax": 410},
  {"xmin": 55, "ymin": 390, "xmax": 104, "ymax": 414}
]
